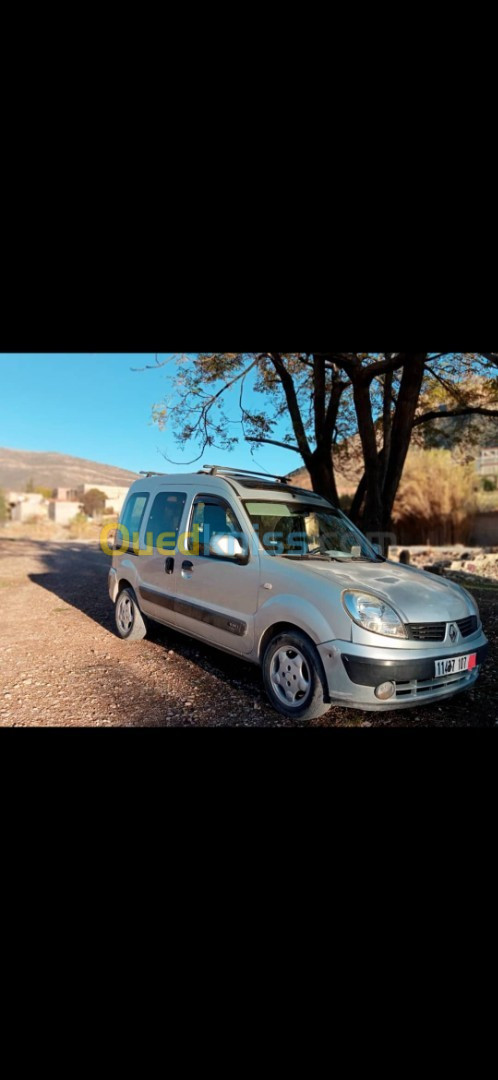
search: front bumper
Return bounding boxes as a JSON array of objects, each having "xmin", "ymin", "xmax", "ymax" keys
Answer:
[
  {"xmin": 317, "ymin": 630, "xmax": 489, "ymax": 711},
  {"xmin": 108, "ymin": 567, "xmax": 119, "ymax": 604}
]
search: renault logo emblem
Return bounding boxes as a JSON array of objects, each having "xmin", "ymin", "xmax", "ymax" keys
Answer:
[{"xmin": 449, "ymin": 624, "xmax": 458, "ymax": 644}]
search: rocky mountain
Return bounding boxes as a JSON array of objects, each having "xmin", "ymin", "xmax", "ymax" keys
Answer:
[{"xmin": 0, "ymin": 447, "xmax": 140, "ymax": 492}]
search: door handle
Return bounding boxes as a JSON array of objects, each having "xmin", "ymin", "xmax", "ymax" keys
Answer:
[
  {"xmin": 182, "ymin": 560, "xmax": 194, "ymax": 571},
  {"xmin": 165, "ymin": 557, "xmax": 174, "ymax": 574}
]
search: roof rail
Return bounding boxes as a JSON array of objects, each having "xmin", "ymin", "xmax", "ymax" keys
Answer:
[
  {"xmin": 139, "ymin": 470, "xmax": 169, "ymax": 477},
  {"xmin": 201, "ymin": 464, "xmax": 290, "ymax": 484}
]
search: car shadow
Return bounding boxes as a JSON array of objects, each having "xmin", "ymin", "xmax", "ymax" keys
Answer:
[
  {"xmin": 28, "ymin": 540, "xmax": 273, "ymax": 716},
  {"xmin": 29, "ymin": 541, "xmax": 116, "ymax": 632}
]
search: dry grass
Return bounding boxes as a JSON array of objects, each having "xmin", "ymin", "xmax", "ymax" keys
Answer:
[
  {"xmin": 0, "ymin": 517, "xmax": 103, "ymax": 543},
  {"xmin": 392, "ymin": 449, "xmax": 477, "ymax": 545},
  {"xmin": 66, "ymin": 515, "xmax": 101, "ymax": 540},
  {"xmin": 2, "ymin": 520, "xmax": 68, "ymax": 542}
]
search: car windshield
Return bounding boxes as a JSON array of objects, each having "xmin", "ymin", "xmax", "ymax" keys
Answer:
[{"xmin": 243, "ymin": 500, "xmax": 379, "ymax": 560}]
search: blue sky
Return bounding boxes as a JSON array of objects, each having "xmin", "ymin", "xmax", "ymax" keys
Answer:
[{"xmin": 0, "ymin": 354, "xmax": 299, "ymax": 476}]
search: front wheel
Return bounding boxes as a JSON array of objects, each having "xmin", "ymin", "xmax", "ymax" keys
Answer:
[
  {"xmin": 114, "ymin": 587, "xmax": 147, "ymax": 641},
  {"xmin": 262, "ymin": 630, "xmax": 331, "ymax": 721}
]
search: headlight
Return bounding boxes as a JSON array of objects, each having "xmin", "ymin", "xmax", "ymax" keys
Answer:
[{"xmin": 342, "ymin": 591, "xmax": 408, "ymax": 639}]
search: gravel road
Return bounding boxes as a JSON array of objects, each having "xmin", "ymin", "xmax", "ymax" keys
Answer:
[{"xmin": 0, "ymin": 538, "xmax": 496, "ymax": 727}]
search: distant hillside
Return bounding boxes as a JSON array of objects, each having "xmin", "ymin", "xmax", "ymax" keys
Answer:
[{"xmin": 0, "ymin": 448, "xmax": 140, "ymax": 492}]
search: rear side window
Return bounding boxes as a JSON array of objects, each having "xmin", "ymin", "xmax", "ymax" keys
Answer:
[
  {"xmin": 117, "ymin": 491, "xmax": 149, "ymax": 547},
  {"xmin": 144, "ymin": 491, "xmax": 187, "ymax": 550}
]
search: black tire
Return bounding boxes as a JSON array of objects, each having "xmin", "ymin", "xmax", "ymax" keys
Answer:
[
  {"xmin": 114, "ymin": 586, "xmax": 147, "ymax": 641},
  {"xmin": 262, "ymin": 630, "xmax": 331, "ymax": 721}
]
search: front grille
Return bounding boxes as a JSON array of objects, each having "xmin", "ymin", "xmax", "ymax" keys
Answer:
[
  {"xmin": 456, "ymin": 615, "xmax": 478, "ymax": 637},
  {"xmin": 395, "ymin": 668, "xmax": 476, "ymax": 698},
  {"xmin": 407, "ymin": 614, "xmax": 478, "ymax": 641},
  {"xmin": 407, "ymin": 622, "xmax": 446, "ymax": 641}
]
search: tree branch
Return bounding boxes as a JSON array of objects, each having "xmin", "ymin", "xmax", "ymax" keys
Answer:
[
  {"xmin": 313, "ymin": 354, "xmax": 326, "ymax": 444},
  {"xmin": 131, "ymin": 353, "xmax": 174, "ymax": 372},
  {"xmin": 245, "ymin": 437, "xmax": 302, "ymax": 453},
  {"xmin": 425, "ymin": 364, "xmax": 468, "ymax": 405},
  {"xmin": 382, "ymin": 371, "xmax": 393, "ymax": 483},
  {"xmin": 269, "ymin": 353, "xmax": 312, "ymax": 462},
  {"xmin": 413, "ymin": 405, "xmax": 498, "ymax": 427},
  {"xmin": 360, "ymin": 354, "xmax": 408, "ymax": 383},
  {"xmin": 323, "ymin": 379, "xmax": 348, "ymax": 441}
]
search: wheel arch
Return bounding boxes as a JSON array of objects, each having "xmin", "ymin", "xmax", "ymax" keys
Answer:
[
  {"xmin": 116, "ymin": 577, "xmax": 134, "ymax": 596},
  {"xmin": 258, "ymin": 622, "xmax": 331, "ymax": 703}
]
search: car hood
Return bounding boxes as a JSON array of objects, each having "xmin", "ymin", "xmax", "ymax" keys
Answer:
[{"xmin": 296, "ymin": 558, "xmax": 473, "ymax": 623}]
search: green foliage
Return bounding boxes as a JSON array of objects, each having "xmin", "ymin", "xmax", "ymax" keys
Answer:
[
  {"xmin": 482, "ymin": 477, "xmax": 497, "ymax": 492},
  {"xmin": 81, "ymin": 488, "xmax": 107, "ymax": 517},
  {"xmin": 143, "ymin": 351, "xmax": 498, "ymax": 532},
  {"xmin": 476, "ymin": 487, "xmax": 498, "ymax": 512},
  {"xmin": 418, "ymin": 371, "xmax": 498, "ymax": 455},
  {"xmin": 0, "ymin": 489, "xmax": 7, "ymax": 524},
  {"xmin": 24, "ymin": 481, "xmax": 53, "ymax": 497},
  {"xmin": 148, "ymin": 353, "xmax": 498, "ymax": 465}
]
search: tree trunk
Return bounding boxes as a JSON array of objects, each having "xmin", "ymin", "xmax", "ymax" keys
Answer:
[
  {"xmin": 352, "ymin": 381, "xmax": 384, "ymax": 535},
  {"xmin": 349, "ymin": 472, "xmax": 367, "ymax": 524},
  {"xmin": 308, "ymin": 447, "xmax": 340, "ymax": 505},
  {"xmin": 380, "ymin": 355, "xmax": 427, "ymax": 530},
  {"xmin": 382, "ymin": 371, "xmax": 393, "ymax": 484}
]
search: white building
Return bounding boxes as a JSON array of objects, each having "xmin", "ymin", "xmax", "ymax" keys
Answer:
[
  {"xmin": 48, "ymin": 500, "xmax": 81, "ymax": 525},
  {"xmin": 10, "ymin": 493, "xmax": 49, "ymax": 522},
  {"xmin": 54, "ymin": 483, "xmax": 131, "ymax": 517},
  {"xmin": 476, "ymin": 449, "xmax": 498, "ymax": 478}
]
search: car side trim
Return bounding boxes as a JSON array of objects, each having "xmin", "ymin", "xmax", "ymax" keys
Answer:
[{"xmin": 138, "ymin": 585, "xmax": 247, "ymax": 637}]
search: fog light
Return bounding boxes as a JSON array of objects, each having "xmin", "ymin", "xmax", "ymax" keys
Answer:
[{"xmin": 374, "ymin": 681, "xmax": 396, "ymax": 700}]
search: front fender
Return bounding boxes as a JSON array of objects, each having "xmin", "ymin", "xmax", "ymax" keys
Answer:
[{"xmin": 254, "ymin": 592, "xmax": 348, "ymax": 652}]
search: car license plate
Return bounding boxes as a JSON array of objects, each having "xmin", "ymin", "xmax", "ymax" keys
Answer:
[{"xmin": 434, "ymin": 653, "xmax": 477, "ymax": 678}]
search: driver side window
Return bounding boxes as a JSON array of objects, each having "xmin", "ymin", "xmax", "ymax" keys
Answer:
[{"xmin": 188, "ymin": 495, "xmax": 244, "ymax": 558}]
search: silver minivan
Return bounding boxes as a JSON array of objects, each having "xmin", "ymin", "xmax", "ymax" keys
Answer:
[{"xmin": 107, "ymin": 465, "xmax": 489, "ymax": 721}]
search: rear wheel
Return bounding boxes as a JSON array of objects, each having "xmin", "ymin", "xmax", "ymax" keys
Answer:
[
  {"xmin": 115, "ymin": 587, "xmax": 147, "ymax": 641},
  {"xmin": 262, "ymin": 630, "xmax": 331, "ymax": 721}
]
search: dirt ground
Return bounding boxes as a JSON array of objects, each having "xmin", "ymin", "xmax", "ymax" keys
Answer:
[{"xmin": 0, "ymin": 537, "xmax": 496, "ymax": 727}]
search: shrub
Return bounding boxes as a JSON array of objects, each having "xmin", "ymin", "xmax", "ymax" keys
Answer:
[
  {"xmin": 81, "ymin": 488, "xmax": 107, "ymax": 518},
  {"xmin": 67, "ymin": 512, "xmax": 98, "ymax": 539}
]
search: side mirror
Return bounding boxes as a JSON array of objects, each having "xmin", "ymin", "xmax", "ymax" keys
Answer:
[
  {"xmin": 107, "ymin": 528, "xmax": 118, "ymax": 552},
  {"xmin": 209, "ymin": 533, "xmax": 248, "ymax": 563}
]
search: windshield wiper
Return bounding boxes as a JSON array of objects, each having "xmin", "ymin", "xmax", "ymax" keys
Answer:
[{"xmin": 349, "ymin": 554, "xmax": 386, "ymax": 562}]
